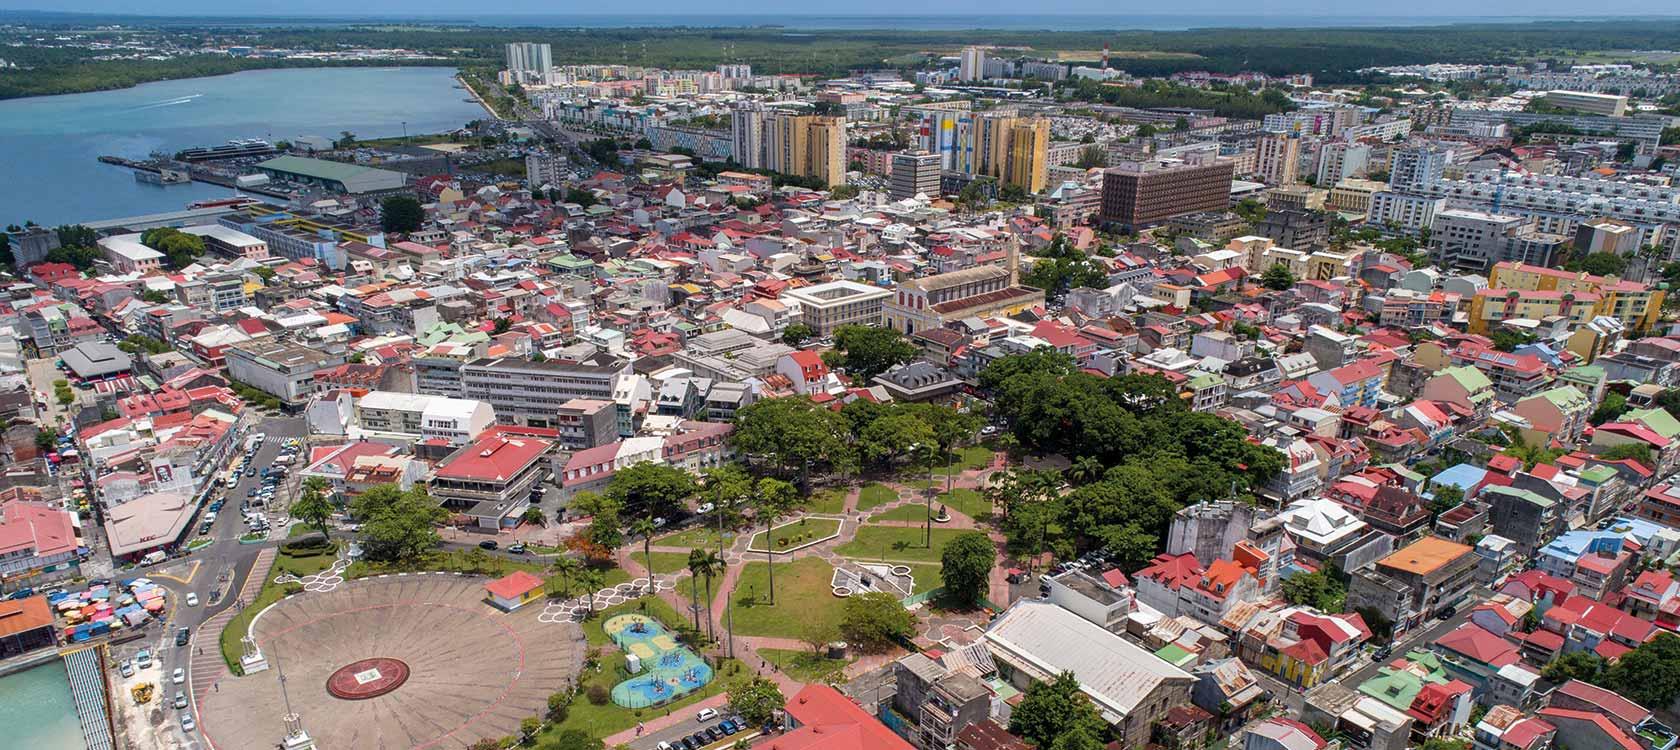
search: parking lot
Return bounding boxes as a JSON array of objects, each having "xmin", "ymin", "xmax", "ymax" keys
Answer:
[{"xmin": 634, "ymin": 708, "xmax": 757, "ymax": 750}]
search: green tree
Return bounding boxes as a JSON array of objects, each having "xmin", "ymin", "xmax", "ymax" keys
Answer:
[
  {"xmin": 251, "ymin": 266, "xmax": 276, "ymax": 282},
  {"xmin": 492, "ymin": 317, "xmax": 514, "ymax": 334},
  {"xmin": 730, "ymin": 397, "xmax": 855, "ymax": 485},
  {"xmin": 564, "ymin": 188, "xmax": 598, "ymax": 207},
  {"xmin": 34, "ymin": 429, "xmax": 56, "ymax": 452},
  {"xmin": 606, "ymin": 462, "xmax": 697, "ymax": 520},
  {"xmin": 1020, "ymin": 236, "xmax": 1110, "ymax": 303},
  {"xmin": 780, "ymin": 322, "xmax": 815, "ymax": 348},
  {"xmin": 830, "ymin": 325, "xmax": 918, "ymax": 381},
  {"xmin": 519, "ymin": 716, "xmax": 541, "ymax": 744},
  {"xmin": 838, "ymin": 592, "xmax": 916, "ymax": 653},
  {"xmin": 693, "ymin": 549, "xmax": 726, "ymax": 640},
  {"xmin": 1590, "ymin": 391, "xmax": 1629, "ymax": 425},
  {"xmin": 292, "ymin": 476, "xmax": 335, "ymax": 539},
  {"xmin": 1280, "ymin": 568, "xmax": 1347, "ymax": 611},
  {"xmin": 1261, "ymin": 262, "xmax": 1297, "ymax": 290},
  {"xmin": 574, "ymin": 567, "xmax": 604, "ymax": 616},
  {"xmin": 727, "ymin": 677, "xmax": 785, "ymax": 727},
  {"xmin": 940, "ymin": 531, "xmax": 995, "ymax": 608},
  {"xmin": 859, "ymin": 410, "xmax": 935, "ymax": 470},
  {"xmin": 828, "ymin": 184, "xmax": 861, "ymax": 200},
  {"xmin": 1009, "ymin": 671, "xmax": 1107, "ymax": 748},
  {"xmin": 573, "ymin": 492, "xmax": 624, "ymax": 560},
  {"xmin": 630, "ymin": 517, "xmax": 658, "ymax": 587},
  {"xmin": 539, "ymin": 728, "xmax": 603, "ymax": 750},
  {"xmin": 1564, "ymin": 251, "xmax": 1629, "ymax": 276},
  {"xmin": 703, "ymin": 463, "xmax": 754, "ymax": 530},
  {"xmin": 1050, "ymin": 725, "xmax": 1108, "ymax": 750},
  {"xmin": 1601, "ymin": 443, "xmax": 1655, "ymax": 468},
  {"xmin": 380, "ymin": 196, "xmax": 424, "ymax": 233},
  {"xmin": 1428, "ymin": 484, "xmax": 1465, "ymax": 522},
  {"xmin": 350, "ymin": 484, "xmax": 445, "ymax": 562},
  {"xmin": 1605, "ymin": 632, "xmax": 1680, "ymax": 708},
  {"xmin": 1542, "ymin": 651, "xmax": 1606, "ymax": 685},
  {"xmin": 752, "ymin": 478, "xmax": 799, "ymax": 604},
  {"xmin": 687, "ymin": 548, "xmax": 709, "ymax": 632},
  {"xmin": 547, "ymin": 555, "xmax": 581, "ymax": 599}
]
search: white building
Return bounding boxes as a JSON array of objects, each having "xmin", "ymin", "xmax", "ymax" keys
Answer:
[
  {"xmin": 354, "ymin": 390, "xmax": 496, "ymax": 446},
  {"xmin": 779, "ymin": 280, "xmax": 892, "ymax": 335}
]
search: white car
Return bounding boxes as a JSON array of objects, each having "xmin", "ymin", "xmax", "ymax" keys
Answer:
[
  {"xmin": 696, "ymin": 708, "xmax": 718, "ymax": 723},
  {"xmin": 171, "ymin": 668, "xmax": 185, "ymax": 684},
  {"xmin": 185, "ymin": 593, "xmax": 199, "ymax": 607},
  {"xmin": 180, "ymin": 712, "xmax": 196, "ymax": 733}
]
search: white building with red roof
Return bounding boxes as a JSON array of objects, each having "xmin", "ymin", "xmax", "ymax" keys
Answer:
[
  {"xmin": 0, "ymin": 501, "xmax": 83, "ymax": 586},
  {"xmin": 429, "ymin": 435, "xmax": 553, "ymax": 529}
]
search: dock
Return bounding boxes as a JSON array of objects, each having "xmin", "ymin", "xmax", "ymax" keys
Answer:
[{"xmin": 97, "ymin": 155, "xmax": 292, "ymax": 200}]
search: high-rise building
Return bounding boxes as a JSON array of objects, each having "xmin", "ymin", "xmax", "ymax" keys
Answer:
[
  {"xmin": 1099, "ymin": 157, "xmax": 1236, "ymax": 232},
  {"xmin": 1315, "ymin": 142, "xmax": 1371, "ymax": 185},
  {"xmin": 504, "ymin": 43, "xmax": 552, "ymax": 84},
  {"xmin": 1388, "ymin": 145, "xmax": 1450, "ymax": 194},
  {"xmin": 911, "ymin": 105, "xmax": 977, "ymax": 172},
  {"xmin": 525, "ymin": 152, "xmax": 568, "ymax": 189},
  {"xmin": 1254, "ymin": 132, "xmax": 1300, "ymax": 186},
  {"xmin": 766, "ymin": 113, "xmax": 846, "ymax": 187},
  {"xmin": 891, "ymin": 151, "xmax": 942, "ymax": 201},
  {"xmin": 730, "ymin": 101, "xmax": 768, "ymax": 169},
  {"xmin": 974, "ymin": 113, "xmax": 1050, "ymax": 194},
  {"xmin": 958, "ymin": 47, "xmax": 988, "ymax": 82}
]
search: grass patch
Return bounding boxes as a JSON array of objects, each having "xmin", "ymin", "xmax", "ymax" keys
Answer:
[
  {"xmin": 835, "ymin": 525, "xmax": 969, "ymax": 564},
  {"xmin": 759, "ymin": 647, "xmax": 851, "ymax": 684},
  {"xmin": 803, "ymin": 487, "xmax": 848, "ymax": 515},
  {"xmin": 538, "ymin": 596, "xmax": 753, "ymax": 740},
  {"xmin": 631, "ymin": 550, "xmax": 695, "ymax": 579},
  {"xmin": 346, "ymin": 549, "xmax": 546, "ymax": 580},
  {"xmin": 746, "ymin": 517, "xmax": 842, "ymax": 553},
  {"xmin": 856, "ymin": 483, "xmax": 899, "ymax": 511},
  {"xmin": 871, "ymin": 504, "xmax": 931, "ymax": 523},
  {"xmin": 936, "ymin": 488, "xmax": 991, "ymax": 520},
  {"xmin": 655, "ymin": 525, "xmax": 733, "ymax": 551},
  {"xmin": 905, "ymin": 563, "xmax": 943, "ymax": 595},
  {"xmin": 933, "ymin": 446, "xmax": 996, "ymax": 476},
  {"xmin": 218, "ymin": 546, "xmax": 336, "ymax": 674},
  {"xmin": 726, "ymin": 557, "xmax": 844, "ymax": 639}
]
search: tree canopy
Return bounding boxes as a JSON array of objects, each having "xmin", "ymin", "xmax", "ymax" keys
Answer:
[
  {"xmin": 380, "ymin": 195, "xmax": 424, "ymax": 233},
  {"xmin": 727, "ymin": 677, "xmax": 785, "ymax": 726},
  {"xmin": 1009, "ymin": 671, "xmax": 1108, "ymax": 748},
  {"xmin": 351, "ymin": 484, "xmax": 445, "ymax": 562},
  {"xmin": 838, "ymin": 592, "xmax": 917, "ymax": 653},
  {"xmin": 730, "ymin": 396, "xmax": 855, "ymax": 483},
  {"xmin": 940, "ymin": 531, "xmax": 995, "ymax": 607},
  {"xmin": 1606, "ymin": 632, "xmax": 1680, "ymax": 709},
  {"xmin": 829, "ymin": 325, "xmax": 918, "ymax": 381},
  {"xmin": 1021, "ymin": 235, "xmax": 1109, "ymax": 302},
  {"xmin": 605, "ymin": 461, "xmax": 697, "ymax": 520}
]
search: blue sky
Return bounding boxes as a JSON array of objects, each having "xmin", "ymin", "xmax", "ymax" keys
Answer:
[{"xmin": 6, "ymin": 1, "xmax": 1680, "ymax": 17}]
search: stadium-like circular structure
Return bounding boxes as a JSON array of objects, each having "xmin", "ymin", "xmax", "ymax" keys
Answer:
[{"xmin": 197, "ymin": 574, "xmax": 585, "ymax": 749}]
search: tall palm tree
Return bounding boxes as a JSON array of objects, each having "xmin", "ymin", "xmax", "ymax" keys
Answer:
[
  {"xmin": 630, "ymin": 518, "xmax": 658, "ymax": 593},
  {"xmin": 753, "ymin": 478, "xmax": 798, "ymax": 605},
  {"xmin": 575, "ymin": 568, "xmax": 604, "ymax": 617},
  {"xmin": 686, "ymin": 549, "xmax": 707, "ymax": 632},
  {"xmin": 695, "ymin": 550, "xmax": 726, "ymax": 641},
  {"xmin": 549, "ymin": 555, "xmax": 580, "ymax": 599}
]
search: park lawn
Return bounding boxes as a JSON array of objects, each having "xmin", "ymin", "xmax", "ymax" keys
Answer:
[
  {"xmin": 758, "ymin": 647, "xmax": 852, "ymax": 684},
  {"xmin": 933, "ymin": 446, "xmax": 995, "ymax": 475},
  {"xmin": 346, "ymin": 548, "xmax": 545, "ymax": 579},
  {"xmin": 655, "ymin": 524, "xmax": 733, "ymax": 551},
  {"xmin": 835, "ymin": 524, "xmax": 970, "ymax": 564},
  {"xmin": 855, "ymin": 483, "xmax": 899, "ymax": 511},
  {"xmin": 871, "ymin": 504, "xmax": 931, "ymax": 523},
  {"xmin": 725, "ymin": 557, "xmax": 845, "ymax": 640},
  {"xmin": 537, "ymin": 596, "xmax": 753, "ymax": 740},
  {"xmin": 632, "ymin": 550, "xmax": 695, "ymax": 579},
  {"xmin": 746, "ymin": 517, "xmax": 843, "ymax": 553},
  {"xmin": 936, "ymin": 488, "xmax": 992, "ymax": 520},
  {"xmin": 219, "ymin": 546, "xmax": 335, "ymax": 673},
  {"xmin": 905, "ymin": 564, "xmax": 943, "ymax": 596},
  {"xmin": 803, "ymin": 487, "xmax": 848, "ymax": 515}
]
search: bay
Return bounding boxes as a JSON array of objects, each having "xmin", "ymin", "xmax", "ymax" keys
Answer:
[
  {"xmin": 0, "ymin": 661, "xmax": 83, "ymax": 750},
  {"xmin": 0, "ymin": 67, "xmax": 487, "ymax": 228}
]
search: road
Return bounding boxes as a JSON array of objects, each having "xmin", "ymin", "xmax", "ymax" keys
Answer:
[{"xmin": 103, "ymin": 416, "xmax": 308, "ymax": 749}]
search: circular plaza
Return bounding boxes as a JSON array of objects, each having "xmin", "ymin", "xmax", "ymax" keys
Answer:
[{"xmin": 198, "ymin": 574, "xmax": 586, "ymax": 750}]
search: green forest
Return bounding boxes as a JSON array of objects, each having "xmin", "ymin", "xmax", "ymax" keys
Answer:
[{"xmin": 7, "ymin": 18, "xmax": 1680, "ymax": 99}]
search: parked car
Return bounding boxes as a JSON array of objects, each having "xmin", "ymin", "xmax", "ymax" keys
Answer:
[
  {"xmin": 185, "ymin": 593, "xmax": 199, "ymax": 607},
  {"xmin": 173, "ymin": 691, "xmax": 188, "ymax": 709},
  {"xmin": 119, "ymin": 660, "xmax": 134, "ymax": 678},
  {"xmin": 507, "ymin": 543, "xmax": 527, "ymax": 554},
  {"xmin": 171, "ymin": 668, "xmax": 185, "ymax": 684},
  {"xmin": 135, "ymin": 649, "xmax": 153, "ymax": 669},
  {"xmin": 175, "ymin": 627, "xmax": 191, "ymax": 646},
  {"xmin": 180, "ymin": 711, "xmax": 196, "ymax": 732},
  {"xmin": 478, "ymin": 540, "xmax": 499, "ymax": 551},
  {"xmin": 696, "ymin": 708, "xmax": 718, "ymax": 723}
]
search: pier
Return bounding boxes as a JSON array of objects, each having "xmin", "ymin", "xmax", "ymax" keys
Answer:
[{"xmin": 97, "ymin": 155, "xmax": 292, "ymax": 199}]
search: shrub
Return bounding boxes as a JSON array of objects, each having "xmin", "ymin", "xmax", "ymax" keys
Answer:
[{"xmin": 586, "ymin": 683, "xmax": 610, "ymax": 705}]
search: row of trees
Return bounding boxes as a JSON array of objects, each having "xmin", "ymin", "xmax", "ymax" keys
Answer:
[{"xmin": 139, "ymin": 227, "xmax": 207, "ymax": 269}]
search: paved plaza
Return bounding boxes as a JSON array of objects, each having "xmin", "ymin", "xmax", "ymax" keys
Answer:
[{"xmin": 197, "ymin": 574, "xmax": 586, "ymax": 750}]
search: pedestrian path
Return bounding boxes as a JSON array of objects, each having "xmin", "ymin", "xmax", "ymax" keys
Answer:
[
  {"xmin": 536, "ymin": 577, "xmax": 679, "ymax": 624},
  {"xmin": 188, "ymin": 547, "xmax": 275, "ymax": 711}
]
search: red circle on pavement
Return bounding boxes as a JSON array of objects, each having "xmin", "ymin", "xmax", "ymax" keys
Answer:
[{"xmin": 326, "ymin": 657, "xmax": 410, "ymax": 699}]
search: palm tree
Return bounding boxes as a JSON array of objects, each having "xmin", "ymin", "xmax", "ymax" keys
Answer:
[
  {"xmin": 686, "ymin": 549, "xmax": 707, "ymax": 632},
  {"xmin": 1066, "ymin": 456, "xmax": 1104, "ymax": 486},
  {"xmin": 575, "ymin": 568, "xmax": 604, "ymax": 617},
  {"xmin": 753, "ymin": 478, "xmax": 798, "ymax": 605},
  {"xmin": 630, "ymin": 518, "xmax": 658, "ymax": 593},
  {"xmin": 549, "ymin": 555, "xmax": 581, "ymax": 599},
  {"xmin": 695, "ymin": 550, "xmax": 726, "ymax": 642}
]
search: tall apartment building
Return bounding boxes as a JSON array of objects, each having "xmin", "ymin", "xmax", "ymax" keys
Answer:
[
  {"xmin": 958, "ymin": 47, "xmax": 988, "ymax": 81},
  {"xmin": 1367, "ymin": 191, "xmax": 1447, "ymax": 231},
  {"xmin": 1254, "ymin": 132, "xmax": 1301, "ymax": 185},
  {"xmin": 1468, "ymin": 261, "xmax": 1668, "ymax": 333},
  {"xmin": 525, "ymin": 152, "xmax": 568, "ymax": 189},
  {"xmin": 1389, "ymin": 145, "xmax": 1451, "ymax": 194},
  {"xmin": 1544, "ymin": 90, "xmax": 1629, "ymax": 117},
  {"xmin": 729, "ymin": 101, "xmax": 767, "ymax": 169},
  {"xmin": 504, "ymin": 42, "xmax": 552, "ymax": 84},
  {"xmin": 766, "ymin": 113, "xmax": 845, "ymax": 187},
  {"xmin": 1429, "ymin": 209, "xmax": 1569, "ymax": 272},
  {"xmin": 1099, "ymin": 157, "xmax": 1236, "ymax": 232},
  {"xmin": 912, "ymin": 104, "xmax": 977, "ymax": 172},
  {"xmin": 1316, "ymin": 142, "xmax": 1371, "ymax": 185},
  {"xmin": 1003, "ymin": 117, "xmax": 1051, "ymax": 194},
  {"xmin": 890, "ymin": 151, "xmax": 941, "ymax": 200},
  {"xmin": 459, "ymin": 353, "xmax": 631, "ymax": 428}
]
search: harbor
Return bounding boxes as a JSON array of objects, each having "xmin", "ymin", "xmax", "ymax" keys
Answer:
[{"xmin": 97, "ymin": 154, "xmax": 293, "ymax": 199}]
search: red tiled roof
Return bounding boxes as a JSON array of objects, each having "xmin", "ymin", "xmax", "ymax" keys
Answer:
[{"xmin": 484, "ymin": 570, "xmax": 544, "ymax": 600}]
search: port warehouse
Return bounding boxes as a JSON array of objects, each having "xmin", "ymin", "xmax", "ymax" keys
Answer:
[{"xmin": 254, "ymin": 155, "xmax": 408, "ymax": 194}]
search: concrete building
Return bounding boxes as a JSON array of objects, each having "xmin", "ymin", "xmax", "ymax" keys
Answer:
[
  {"xmin": 459, "ymin": 354, "xmax": 631, "ymax": 429},
  {"xmin": 1348, "ymin": 537, "xmax": 1478, "ymax": 637},
  {"xmin": 883, "ymin": 265, "xmax": 1043, "ymax": 336},
  {"xmin": 354, "ymin": 390, "xmax": 495, "ymax": 446},
  {"xmin": 504, "ymin": 42, "xmax": 553, "ymax": 84},
  {"xmin": 1255, "ymin": 132, "xmax": 1302, "ymax": 185},
  {"xmin": 254, "ymin": 156, "xmax": 407, "ymax": 194},
  {"xmin": 891, "ymin": 151, "xmax": 941, "ymax": 201},
  {"xmin": 554, "ymin": 398, "xmax": 619, "ymax": 450},
  {"xmin": 1543, "ymin": 90, "xmax": 1628, "ymax": 117},
  {"xmin": 1390, "ymin": 146, "xmax": 1451, "ymax": 194},
  {"xmin": 766, "ymin": 113, "xmax": 845, "ymax": 188},
  {"xmin": 1100, "ymin": 157, "xmax": 1236, "ymax": 232},
  {"xmin": 429, "ymin": 435, "xmax": 552, "ymax": 529},
  {"xmin": 958, "ymin": 46, "xmax": 988, "ymax": 81},
  {"xmin": 1430, "ymin": 209, "xmax": 1568, "ymax": 272},
  {"xmin": 730, "ymin": 101, "xmax": 767, "ymax": 169},
  {"xmin": 97, "ymin": 234, "xmax": 165, "ymax": 274},
  {"xmin": 225, "ymin": 339, "xmax": 347, "ymax": 408},
  {"xmin": 779, "ymin": 280, "xmax": 892, "ymax": 335}
]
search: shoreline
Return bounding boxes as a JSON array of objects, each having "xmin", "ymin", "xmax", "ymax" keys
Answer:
[
  {"xmin": 0, "ymin": 59, "xmax": 462, "ymax": 104},
  {"xmin": 456, "ymin": 72, "xmax": 502, "ymax": 121}
]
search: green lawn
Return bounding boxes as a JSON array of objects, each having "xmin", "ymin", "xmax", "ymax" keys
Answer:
[
  {"xmin": 725, "ymin": 557, "xmax": 844, "ymax": 639},
  {"xmin": 631, "ymin": 550, "xmax": 695, "ymax": 579},
  {"xmin": 872, "ymin": 504, "xmax": 932, "ymax": 523},
  {"xmin": 347, "ymin": 548, "xmax": 545, "ymax": 580},
  {"xmin": 936, "ymin": 488, "xmax": 992, "ymax": 520},
  {"xmin": 655, "ymin": 525, "xmax": 734, "ymax": 551},
  {"xmin": 759, "ymin": 647, "xmax": 852, "ymax": 684},
  {"xmin": 746, "ymin": 517, "xmax": 842, "ymax": 553},
  {"xmin": 855, "ymin": 483, "xmax": 899, "ymax": 511},
  {"xmin": 904, "ymin": 563, "xmax": 943, "ymax": 595},
  {"xmin": 536, "ymin": 596, "xmax": 754, "ymax": 740},
  {"xmin": 220, "ymin": 547, "xmax": 336, "ymax": 673},
  {"xmin": 934, "ymin": 446, "xmax": 996, "ymax": 475},
  {"xmin": 835, "ymin": 525, "xmax": 970, "ymax": 564},
  {"xmin": 803, "ymin": 487, "xmax": 848, "ymax": 514}
]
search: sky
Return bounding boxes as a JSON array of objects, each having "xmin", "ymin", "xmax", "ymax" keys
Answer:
[{"xmin": 5, "ymin": 1, "xmax": 1680, "ymax": 19}]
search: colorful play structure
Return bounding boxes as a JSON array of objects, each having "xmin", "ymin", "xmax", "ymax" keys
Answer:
[{"xmin": 603, "ymin": 613, "xmax": 713, "ymax": 708}]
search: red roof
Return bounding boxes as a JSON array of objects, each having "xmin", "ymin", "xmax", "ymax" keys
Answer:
[
  {"xmin": 433, "ymin": 436, "xmax": 551, "ymax": 483},
  {"xmin": 1434, "ymin": 623, "xmax": 1520, "ymax": 668},
  {"xmin": 484, "ymin": 570, "xmax": 545, "ymax": 600},
  {"xmin": 1537, "ymin": 708, "xmax": 1643, "ymax": 750},
  {"xmin": 776, "ymin": 685, "xmax": 914, "ymax": 750}
]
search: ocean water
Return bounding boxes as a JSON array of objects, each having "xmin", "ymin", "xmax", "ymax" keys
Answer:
[
  {"xmin": 463, "ymin": 13, "xmax": 1611, "ymax": 30},
  {"xmin": 0, "ymin": 66, "xmax": 488, "ymax": 228},
  {"xmin": 0, "ymin": 660, "xmax": 84, "ymax": 750}
]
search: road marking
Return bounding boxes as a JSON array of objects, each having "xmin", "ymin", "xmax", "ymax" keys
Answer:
[{"xmin": 151, "ymin": 561, "xmax": 201, "ymax": 585}]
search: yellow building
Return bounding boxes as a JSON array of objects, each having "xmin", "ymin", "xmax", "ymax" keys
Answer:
[
  {"xmin": 766, "ymin": 113, "xmax": 846, "ymax": 188},
  {"xmin": 1469, "ymin": 261, "xmax": 1666, "ymax": 333},
  {"xmin": 974, "ymin": 113, "xmax": 1050, "ymax": 195}
]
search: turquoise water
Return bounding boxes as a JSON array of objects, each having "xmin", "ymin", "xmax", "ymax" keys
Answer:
[
  {"xmin": 0, "ymin": 67, "xmax": 488, "ymax": 228},
  {"xmin": 0, "ymin": 660, "xmax": 84, "ymax": 750}
]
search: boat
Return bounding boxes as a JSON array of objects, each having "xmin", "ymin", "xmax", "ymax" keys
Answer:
[
  {"xmin": 176, "ymin": 139, "xmax": 278, "ymax": 162},
  {"xmin": 188, "ymin": 196, "xmax": 262, "ymax": 210},
  {"xmin": 135, "ymin": 168, "xmax": 190, "ymax": 186}
]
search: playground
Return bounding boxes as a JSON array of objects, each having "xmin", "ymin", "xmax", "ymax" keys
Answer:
[{"xmin": 604, "ymin": 614, "xmax": 713, "ymax": 708}]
